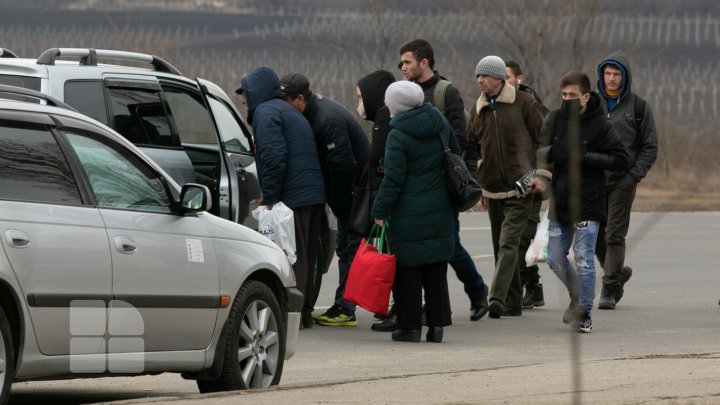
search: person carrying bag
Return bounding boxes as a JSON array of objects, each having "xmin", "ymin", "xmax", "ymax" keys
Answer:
[
  {"xmin": 343, "ymin": 224, "xmax": 396, "ymax": 315},
  {"xmin": 371, "ymin": 81, "xmax": 456, "ymax": 343}
]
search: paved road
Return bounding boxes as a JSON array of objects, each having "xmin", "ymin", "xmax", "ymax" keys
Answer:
[{"xmin": 8, "ymin": 212, "xmax": 720, "ymax": 404}]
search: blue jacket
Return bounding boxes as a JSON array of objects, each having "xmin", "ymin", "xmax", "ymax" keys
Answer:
[
  {"xmin": 240, "ymin": 67, "xmax": 325, "ymax": 209},
  {"xmin": 303, "ymin": 94, "xmax": 371, "ymax": 221},
  {"xmin": 372, "ymin": 103, "xmax": 456, "ymax": 267}
]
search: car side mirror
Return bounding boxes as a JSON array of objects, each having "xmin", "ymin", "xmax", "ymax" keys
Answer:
[{"xmin": 179, "ymin": 183, "xmax": 212, "ymax": 213}]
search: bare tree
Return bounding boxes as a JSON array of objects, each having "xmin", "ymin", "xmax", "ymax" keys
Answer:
[
  {"xmin": 461, "ymin": 0, "xmax": 603, "ymax": 104},
  {"xmin": 290, "ymin": 0, "xmax": 425, "ymax": 72}
]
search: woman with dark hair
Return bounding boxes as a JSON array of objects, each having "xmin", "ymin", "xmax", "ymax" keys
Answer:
[
  {"xmin": 357, "ymin": 70, "xmax": 403, "ymax": 331},
  {"xmin": 357, "ymin": 70, "xmax": 395, "ymax": 187}
]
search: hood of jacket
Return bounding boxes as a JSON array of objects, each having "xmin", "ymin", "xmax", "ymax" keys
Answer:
[
  {"xmin": 358, "ymin": 70, "xmax": 395, "ymax": 122},
  {"xmin": 597, "ymin": 50, "xmax": 632, "ymax": 99},
  {"xmin": 240, "ymin": 66, "xmax": 281, "ymax": 117},
  {"xmin": 389, "ymin": 103, "xmax": 445, "ymax": 139}
]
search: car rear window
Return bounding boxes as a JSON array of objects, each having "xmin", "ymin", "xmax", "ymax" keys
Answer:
[{"xmin": 0, "ymin": 123, "xmax": 82, "ymax": 204}]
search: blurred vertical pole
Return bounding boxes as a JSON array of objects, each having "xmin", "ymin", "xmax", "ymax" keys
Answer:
[{"xmin": 566, "ymin": 99, "xmax": 582, "ymax": 405}]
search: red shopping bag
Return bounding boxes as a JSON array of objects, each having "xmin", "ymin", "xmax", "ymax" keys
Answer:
[{"xmin": 343, "ymin": 224, "xmax": 396, "ymax": 315}]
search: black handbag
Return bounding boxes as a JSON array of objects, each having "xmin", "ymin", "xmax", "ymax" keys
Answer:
[
  {"xmin": 347, "ymin": 166, "xmax": 375, "ymax": 235},
  {"xmin": 437, "ymin": 132, "xmax": 483, "ymax": 211}
]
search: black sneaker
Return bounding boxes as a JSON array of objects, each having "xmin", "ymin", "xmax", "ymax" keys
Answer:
[
  {"xmin": 522, "ymin": 283, "xmax": 545, "ymax": 309},
  {"xmin": 616, "ymin": 266, "xmax": 633, "ymax": 303},
  {"xmin": 313, "ymin": 304, "xmax": 342, "ymax": 323},
  {"xmin": 576, "ymin": 313, "xmax": 593, "ymax": 333},
  {"xmin": 598, "ymin": 284, "xmax": 619, "ymax": 310},
  {"xmin": 470, "ymin": 284, "xmax": 489, "ymax": 321},
  {"xmin": 317, "ymin": 308, "xmax": 357, "ymax": 327},
  {"xmin": 488, "ymin": 299, "xmax": 504, "ymax": 319}
]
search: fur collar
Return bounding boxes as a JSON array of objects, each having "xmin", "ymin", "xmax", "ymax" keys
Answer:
[{"xmin": 475, "ymin": 83, "xmax": 516, "ymax": 114}]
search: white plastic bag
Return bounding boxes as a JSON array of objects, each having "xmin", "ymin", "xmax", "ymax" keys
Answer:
[
  {"xmin": 525, "ymin": 210, "xmax": 549, "ymax": 266},
  {"xmin": 525, "ymin": 209, "xmax": 575, "ymax": 266},
  {"xmin": 252, "ymin": 202, "xmax": 297, "ymax": 264}
]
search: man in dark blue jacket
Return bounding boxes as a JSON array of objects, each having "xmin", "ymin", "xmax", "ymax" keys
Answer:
[
  {"xmin": 237, "ymin": 67, "xmax": 326, "ymax": 329},
  {"xmin": 279, "ymin": 73, "xmax": 371, "ymax": 327}
]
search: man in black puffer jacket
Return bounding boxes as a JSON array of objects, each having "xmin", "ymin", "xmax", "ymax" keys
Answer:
[
  {"xmin": 533, "ymin": 71, "xmax": 629, "ymax": 333},
  {"xmin": 280, "ymin": 73, "xmax": 371, "ymax": 327}
]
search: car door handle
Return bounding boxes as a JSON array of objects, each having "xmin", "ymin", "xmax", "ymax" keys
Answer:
[
  {"xmin": 113, "ymin": 236, "xmax": 137, "ymax": 254},
  {"xmin": 4, "ymin": 230, "xmax": 30, "ymax": 248}
]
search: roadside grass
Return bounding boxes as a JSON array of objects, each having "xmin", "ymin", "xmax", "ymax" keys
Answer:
[{"xmin": 634, "ymin": 169, "xmax": 720, "ymax": 212}]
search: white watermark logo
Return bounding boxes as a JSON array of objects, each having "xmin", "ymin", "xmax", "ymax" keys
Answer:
[{"xmin": 69, "ymin": 300, "xmax": 145, "ymax": 373}]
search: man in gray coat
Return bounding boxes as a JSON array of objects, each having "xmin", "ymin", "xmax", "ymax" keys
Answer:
[{"xmin": 594, "ymin": 51, "xmax": 658, "ymax": 309}]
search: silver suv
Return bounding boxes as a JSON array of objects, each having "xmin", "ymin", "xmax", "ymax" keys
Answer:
[
  {"xmin": 0, "ymin": 47, "xmax": 335, "ymax": 281},
  {"xmin": 0, "ymin": 85, "xmax": 302, "ymax": 404}
]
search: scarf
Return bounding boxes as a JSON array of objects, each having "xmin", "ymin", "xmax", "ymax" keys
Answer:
[{"xmin": 604, "ymin": 86, "xmax": 621, "ymax": 98}]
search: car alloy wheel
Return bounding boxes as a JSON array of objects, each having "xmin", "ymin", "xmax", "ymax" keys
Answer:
[
  {"xmin": 197, "ymin": 280, "xmax": 285, "ymax": 393},
  {"xmin": 237, "ymin": 298, "xmax": 280, "ymax": 388}
]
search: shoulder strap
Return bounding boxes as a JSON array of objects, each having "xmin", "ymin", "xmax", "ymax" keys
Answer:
[
  {"xmin": 436, "ymin": 129, "xmax": 450, "ymax": 152},
  {"xmin": 433, "ymin": 79, "xmax": 451, "ymax": 115},
  {"xmin": 634, "ymin": 95, "xmax": 645, "ymax": 131}
]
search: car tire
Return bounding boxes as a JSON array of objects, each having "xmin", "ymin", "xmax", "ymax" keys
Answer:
[
  {"xmin": 0, "ymin": 306, "xmax": 14, "ymax": 405},
  {"xmin": 197, "ymin": 280, "xmax": 285, "ymax": 393}
]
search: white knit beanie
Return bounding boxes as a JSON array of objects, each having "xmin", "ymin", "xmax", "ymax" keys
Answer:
[
  {"xmin": 385, "ymin": 81, "xmax": 424, "ymax": 115},
  {"xmin": 475, "ymin": 55, "xmax": 506, "ymax": 80}
]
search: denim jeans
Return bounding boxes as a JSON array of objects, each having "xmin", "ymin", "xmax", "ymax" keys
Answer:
[
  {"xmin": 547, "ymin": 220, "xmax": 600, "ymax": 315},
  {"xmin": 448, "ymin": 212, "xmax": 486, "ymax": 306}
]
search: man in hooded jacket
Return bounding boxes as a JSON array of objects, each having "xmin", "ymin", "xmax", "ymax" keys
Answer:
[
  {"xmin": 237, "ymin": 66, "xmax": 326, "ymax": 328},
  {"xmin": 594, "ymin": 51, "xmax": 658, "ymax": 310}
]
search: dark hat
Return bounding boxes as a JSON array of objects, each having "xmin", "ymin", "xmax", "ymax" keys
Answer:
[{"xmin": 279, "ymin": 73, "xmax": 310, "ymax": 96}]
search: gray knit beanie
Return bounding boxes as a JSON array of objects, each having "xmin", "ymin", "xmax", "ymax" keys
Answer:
[
  {"xmin": 385, "ymin": 81, "xmax": 424, "ymax": 115},
  {"xmin": 475, "ymin": 55, "xmax": 506, "ymax": 80}
]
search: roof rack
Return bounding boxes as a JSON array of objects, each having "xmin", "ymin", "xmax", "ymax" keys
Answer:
[
  {"xmin": 36, "ymin": 48, "xmax": 181, "ymax": 75},
  {"xmin": 0, "ymin": 84, "xmax": 76, "ymax": 111},
  {"xmin": 0, "ymin": 48, "xmax": 19, "ymax": 58}
]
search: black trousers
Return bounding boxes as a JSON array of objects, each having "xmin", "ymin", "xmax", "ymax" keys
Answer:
[
  {"xmin": 596, "ymin": 176, "xmax": 637, "ymax": 285},
  {"xmin": 393, "ymin": 262, "xmax": 451, "ymax": 330},
  {"xmin": 292, "ymin": 203, "xmax": 325, "ymax": 313}
]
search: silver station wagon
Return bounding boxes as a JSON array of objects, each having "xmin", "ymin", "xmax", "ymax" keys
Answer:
[{"xmin": 0, "ymin": 85, "xmax": 301, "ymax": 404}]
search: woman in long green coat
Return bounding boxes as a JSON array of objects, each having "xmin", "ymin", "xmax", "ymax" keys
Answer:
[{"xmin": 372, "ymin": 81, "xmax": 457, "ymax": 343}]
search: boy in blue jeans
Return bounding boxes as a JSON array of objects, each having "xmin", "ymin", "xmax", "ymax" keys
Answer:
[{"xmin": 531, "ymin": 71, "xmax": 629, "ymax": 332}]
